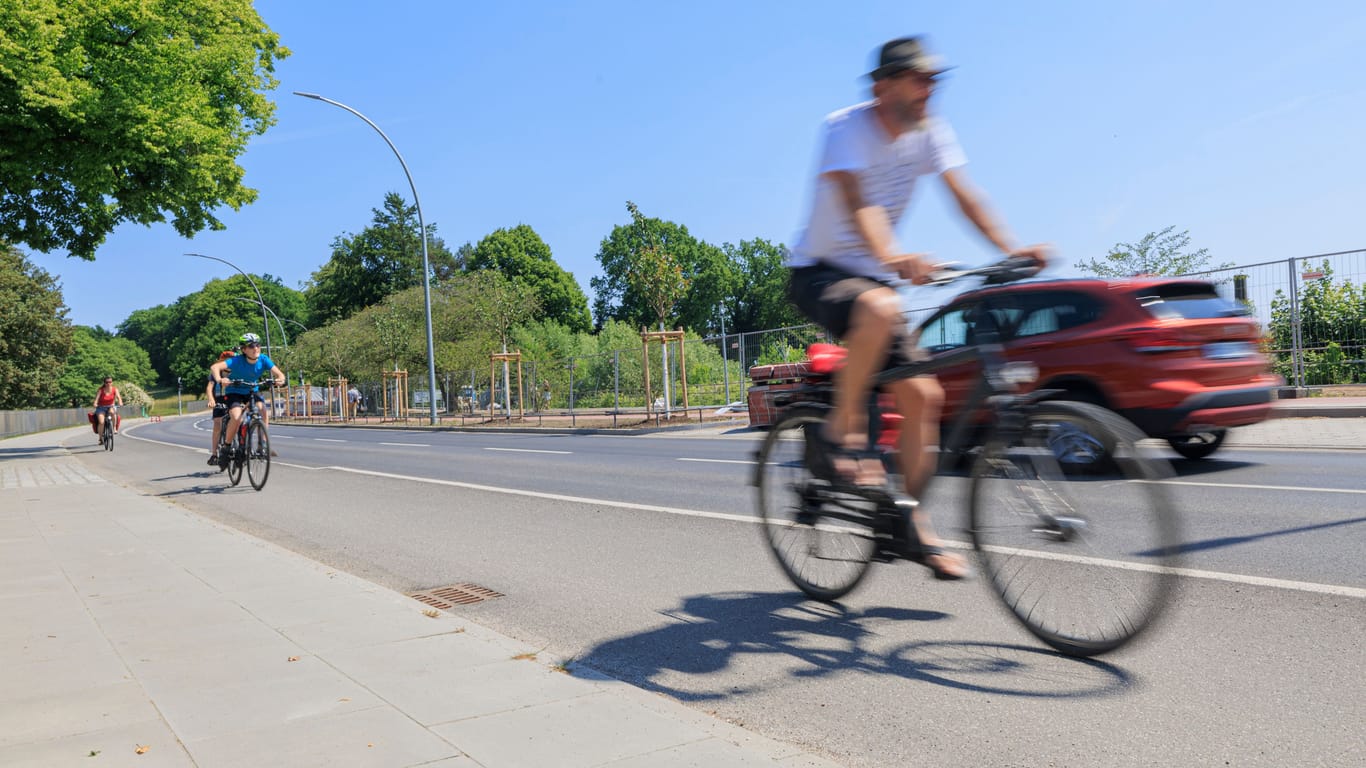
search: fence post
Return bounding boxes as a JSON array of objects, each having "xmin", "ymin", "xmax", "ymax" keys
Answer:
[
  {"xmin": 1288, "ymin": 256, "xmax": 1305, "ymax": 389},
  {"xmin": 568, "ymin": 358, "xmax": 576, "ymax": 428},
  {"xmin": 613, "ymin": 349, "xmax": 620, "ymax": 428}
]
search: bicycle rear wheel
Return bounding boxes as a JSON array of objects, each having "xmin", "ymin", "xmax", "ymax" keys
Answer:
[
  {"xmin": 755, "ymin": 409, "xmax": 879, "ymax": 601},
  {"xmin": 969, "ymin": 401, "xmax": 1179, "ymax": 657},
  {"xmin": 226, "ymin": 431, "xmax": 244, "ymax": 487},
  {"xmin": 102, "ymin": 420, "xmax": 113, "ymax": 451},
  {"xmin": 245, "ymin": 420, "xmax": 270, "ymax": 491}
]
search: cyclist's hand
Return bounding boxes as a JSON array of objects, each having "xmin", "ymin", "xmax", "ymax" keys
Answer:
[
  {"xmin": 888, "ymin": 252, "xmax": 935, "ymax": 284},
  {"xmin": 1008, "ymin": 244, "xmax": 1052, "ymax": 271}
]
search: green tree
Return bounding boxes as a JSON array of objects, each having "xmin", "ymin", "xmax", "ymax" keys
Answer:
[
  {"xmin": 52, "ymin": 326, "xmax": 154, "ymax": 407},
  {"xmin": 0, "ymin": 0, "xmax": 289, "ymax": 258},
  {"xmin": 117, "ymin": 304, "xmax": 177, "ymax": 380},
  {"xmin": 1078, "ymin": 226, "xmax": 1225, "ymax": 277},
  {"xmin": 0, "ymin": 244, "xmax": 73, "ymax": 408},
  {"xmin": 468, "ymin": 224, "xmax": 592, "ymax": 332},
  {"xmin": 724, "ymin": 238, "xmax": 804, "ymax": 333},
  {"xmin": 591, "ymin": 201, "xmax": 734, "ymax": 332},
  {"xmin": 304, "ymin": 192, "xmax": 457, "ymax": 325}
]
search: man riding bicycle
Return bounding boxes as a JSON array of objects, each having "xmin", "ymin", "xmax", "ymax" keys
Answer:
[
  {"xmin": 786, "ymin": 37, "xmax": 1049, "ymax": 580},
  {"xmin": 211, "ymin": 334, "xmax": 285, "ymax": 463}
]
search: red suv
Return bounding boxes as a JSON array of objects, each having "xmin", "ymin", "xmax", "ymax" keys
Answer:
[{"xmin": 914, "ymin": 276, "xmax": 1280, "ymax": 460}]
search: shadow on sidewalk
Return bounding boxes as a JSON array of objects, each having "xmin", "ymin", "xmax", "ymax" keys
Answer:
[{"xmin": 572, "ymin": 591, "xmax": 1131, "ymax": 702}]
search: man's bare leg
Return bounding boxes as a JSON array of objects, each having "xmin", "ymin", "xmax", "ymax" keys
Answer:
[
  {"xmin": 827, "ymin": 287, "xmax": 900, "ymax": 484},
  {"xmin": 889, "ymin": 376, "xmax": 968, "ymax": 578}
]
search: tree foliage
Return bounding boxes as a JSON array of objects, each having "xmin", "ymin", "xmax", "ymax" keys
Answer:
[
  {"xmin": 591, "ymin": 201, "xmax": 734, "ymax": 332},
  {"xmin": 0, "ymin": 0, "xmax": 289, "ymax": 258},
  {"xmin": 468, "ymin": 224, "xmax": 592, "ymax": 332},
  {"xmin": 116, "ymin": 274, "xmax": 306, "ymax": 387},
  {"xmin": 724, "ymin": 238, "xmax": 804, "ymax": 334},
  {"xmin": 51, "ymin": 326, "xmax": 154, "ymax": 407},
  {"xmin": 1078, "ymin": 226, "xmax": 1224, "ymax": 278},
  {"xmin": 304, "ymin": 192, "xmax": 457, "ymax": 326},
  {"xmin": 0, "ymin": 244, "xmax": 72, "ymax": 408}
]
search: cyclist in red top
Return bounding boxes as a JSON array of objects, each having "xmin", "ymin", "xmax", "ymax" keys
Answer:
[{"xmin": 93, "ymin": 376, "xmax": 123, "ymax": 442}]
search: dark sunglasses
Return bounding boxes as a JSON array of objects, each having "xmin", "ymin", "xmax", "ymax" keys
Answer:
[{"xmin": 243, "ymin": 342, "xmax": 260, "ymax": 349}]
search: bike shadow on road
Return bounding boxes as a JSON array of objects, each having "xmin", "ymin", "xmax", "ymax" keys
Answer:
[
  {"xmin": 572, "ymin": 591, "xmax": 1132, "ymax": 703},
  {"xmin": 144, "ymin": 471, "xmax": 241, "ymax": 496}
]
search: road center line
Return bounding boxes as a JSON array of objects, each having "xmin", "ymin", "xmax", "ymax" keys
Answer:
[
  {"xmin": 483, "ymin": 447, "xmax": 571, "ymax": 455},
  {"xmin": 318, "ymin": 465, "xmax": 1365, "ymax": 600},
  {"xmin": 1158, "ymin": 479, "xmax": 1366, "ymax": 495},
  {"xmin": 314, "ymin": 438, "xmax": 346, "ymax": 443},
  {"xmin": 678, "ymin": 458, "xmax": 757, "ymax": 465},
  {"xmin": 380, "ymin": 442, "xmax": 430, "ymax": 447}
]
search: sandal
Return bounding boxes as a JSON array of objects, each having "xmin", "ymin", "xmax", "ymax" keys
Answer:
[{"xmin": 904, "ymin": 542, "xmax": 972, "ymax": 581}]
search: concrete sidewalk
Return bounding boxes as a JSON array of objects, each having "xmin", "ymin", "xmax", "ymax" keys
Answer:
[{"xmin": 0, "ymin": 427, "xmax": 841, "ymax": 768}]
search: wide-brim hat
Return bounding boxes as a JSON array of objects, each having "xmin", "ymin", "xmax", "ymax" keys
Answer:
[{"xmin": 868, "ymin": 36, "xmax": 952, "ymax": 80}]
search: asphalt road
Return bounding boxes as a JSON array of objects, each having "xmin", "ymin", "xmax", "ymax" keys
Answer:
[{"xmin": 71, "ymin": 417, "xmax": 1366, "ymax": 767}]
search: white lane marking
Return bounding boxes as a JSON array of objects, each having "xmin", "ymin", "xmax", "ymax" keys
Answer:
[
  {"xmin": 483, "ymin": 447, "xmax": 571, "ymax": 455},
  {"xmin": 315, "ymin": 438, "xmax": 346, "ymax": 443},
  {"xmin": 1158, "ymin": 480, "xmax": 1366, "ymax": 495},
  {"xmin": 678, "ymin": 458, "xmax": 757, "ymax": 465},
  {"xmin": 380, "ymin": 442, "xmax": 430, "ymax": 447},
  {"xmin": 974, "ymin": 543, "xmax": 1366, "ymax": 599},
  {"xmin": 318, "ymin": 465, "xmax": 1364, "ymax": 599},
  {"xmin": 274, "ymin": 435, "xmax": 296, "ymax": 439}
]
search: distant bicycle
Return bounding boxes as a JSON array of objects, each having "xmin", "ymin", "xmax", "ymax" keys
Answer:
[
  {"xmin": 216, "ymin": 380, "xmax": 272, "ymax": 491},
  {"xmin": 752, "ymin": 257, "xmax": 1181, "ymax": 657},
  {"xmin": 100, "ymin": 406, "xmax": 118, "ymax": 451}
]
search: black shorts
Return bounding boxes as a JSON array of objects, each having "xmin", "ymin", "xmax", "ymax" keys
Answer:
[
  {"xmin": 223, "ymin": 393, "xmax": 254, "ymax": 410},
  {"xmin": 212, "ymin": 403, "xmax": 228, "ymax": 419},
  {"xmin": 788, "ymin": 264, "xmax": 928, "ymax": 367}
]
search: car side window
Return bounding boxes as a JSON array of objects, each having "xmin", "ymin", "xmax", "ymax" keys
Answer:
[
  {"xmin": 1009, "ymin": 291, "xmax": 1104, "ymax": 339},
  {"xmin": 918, "ymin": 302, "xmax": 981, "ymax": 352}
]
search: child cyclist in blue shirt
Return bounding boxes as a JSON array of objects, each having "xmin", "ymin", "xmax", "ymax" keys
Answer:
[{"xmin": 211, "ymin": 333, "xmax": 285, "ymax": 461}]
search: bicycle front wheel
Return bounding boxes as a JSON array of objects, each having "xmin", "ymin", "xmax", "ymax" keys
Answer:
[
  {"xmin": 755, "ymin": 409, "xmax": 878, "ymax": 601},
  {"xmin": 245, "ymin": 420, "xmax": 270, "ymax": 491},
  {"xmin": 969, "ymin": 401, "xmax": 1179, "ymax": 657}
]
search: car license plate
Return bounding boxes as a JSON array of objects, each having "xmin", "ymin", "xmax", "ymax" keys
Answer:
[{"xmin": 1203, "ymin": 341, "xmax": 1256, "ymax": 360}]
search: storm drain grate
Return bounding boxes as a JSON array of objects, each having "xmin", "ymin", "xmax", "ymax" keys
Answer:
[{"xmin": 409, "ymin": 583, "xmax": 505, "ymax": 609}]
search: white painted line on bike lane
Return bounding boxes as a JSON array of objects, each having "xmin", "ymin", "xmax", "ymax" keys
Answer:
[
  {"xmin": 1157, "ymin": 479, "xmax": 1366, "ymax": 495},
  {"xmin": 311, "ymin": 465, "xmax": 1363, "ymax": 599},
  {"xmin": 483, "ymin": 447, "xmax": 571, "ymax": 455},
  {"xmin": 678, "ymin": 458, "xmax": 757, "ymax": 465},
  {"xmin": 380, "ymin": 442, "xmax": 430, "ymax": 447},
  {"xmin": 314, "ymin": 438, "xmax": 346, "ymax": 443}
]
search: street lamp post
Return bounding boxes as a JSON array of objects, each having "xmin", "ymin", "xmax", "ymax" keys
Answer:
[
  {"xmin": 293, "ymin": 91, "xmax": 439, "ymax": 425},
  {"xmin": 230, "ymin": 296, "xmax": 293, "ymax": 350},
  {"xmin": 186, "ymin": 253, "xmax": 272, "ymax": 354}
]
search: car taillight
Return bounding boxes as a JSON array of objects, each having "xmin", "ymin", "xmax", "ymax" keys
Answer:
[{"xmin": 1128, "ymin": 327, "xmax": 1200, "ymax": 353}]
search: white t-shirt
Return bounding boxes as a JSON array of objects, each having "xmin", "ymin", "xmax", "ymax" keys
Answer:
[{"xmin": 788, "ymin": 101, "xmax": 967, "ymax": 282}]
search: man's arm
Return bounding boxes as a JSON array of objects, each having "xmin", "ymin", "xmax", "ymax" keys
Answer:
[
  {"xmin": 941, "ymin": 168, "xmax": 1051, "ymax": 268},
  {"xmin": 940, "ymin": 168, "xmax": 1016, "ymax": 254},
  {"xmin": 825, "ymin": 170, "xmax": 932, "ymax": 282},
  {"xmin": 268, "ymin": 365, "xmax": 285, "ymax": 385},
  {"xmin": 210, "ymin": 361, "xmax": 228, "ymax": 385}
]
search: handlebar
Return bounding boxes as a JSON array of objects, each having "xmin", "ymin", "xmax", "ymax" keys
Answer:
[
  {"xmin": 222, "ymin": 378, "xmax": 280, "ymax": 389},
  {"xmin": 925, "ymin": 256, "xmax": 1044, "ymax": 287}
]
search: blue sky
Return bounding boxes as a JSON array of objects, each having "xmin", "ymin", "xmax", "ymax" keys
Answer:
[{"xmin": 27, "ymin": 0, "xmax": 1366, "ymax": 329}]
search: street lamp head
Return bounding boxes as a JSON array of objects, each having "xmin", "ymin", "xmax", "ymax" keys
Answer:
[{"xmin": 293, "ymin": 91, "xmax": 322, "ymax": 100}]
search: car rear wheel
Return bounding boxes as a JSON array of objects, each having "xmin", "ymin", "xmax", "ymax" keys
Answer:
[{"xmin": 1167, "ymin": 430, "xmax": 1226, "ymax": 460}]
